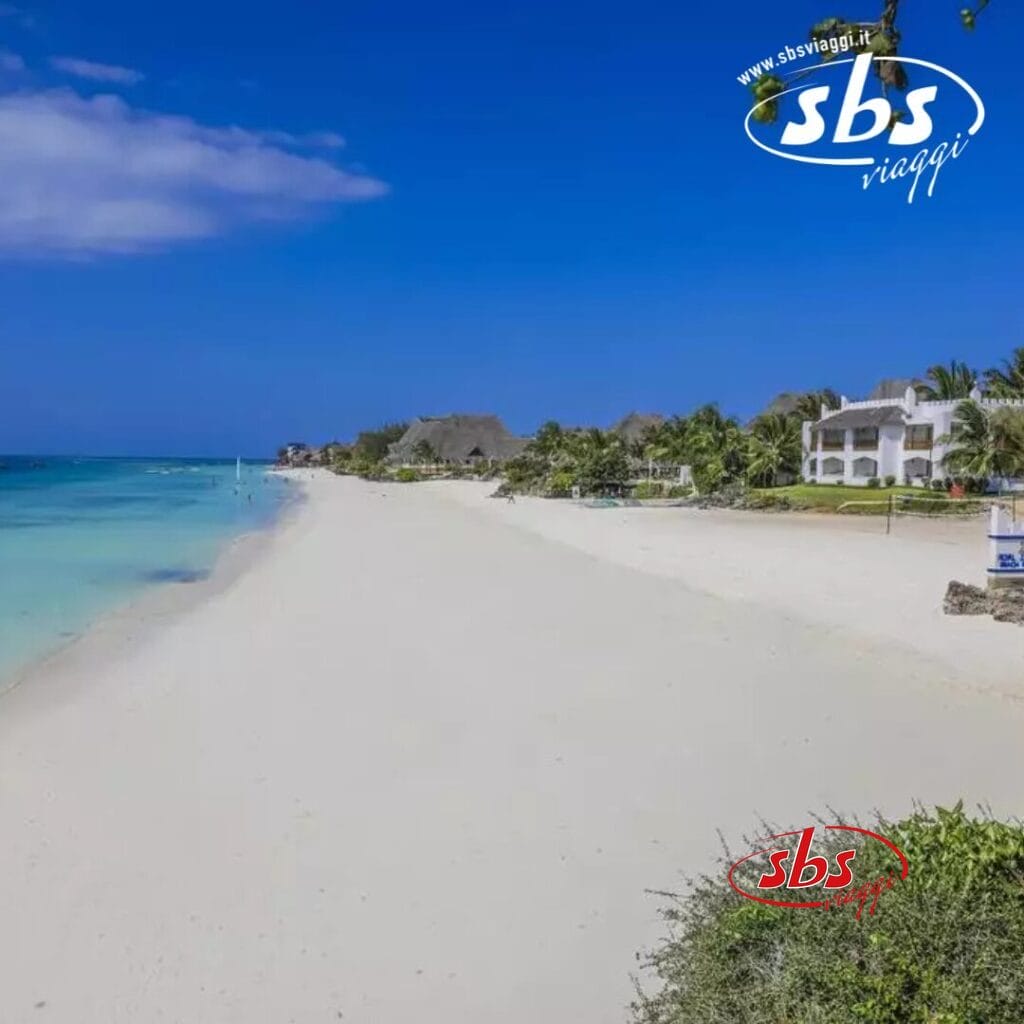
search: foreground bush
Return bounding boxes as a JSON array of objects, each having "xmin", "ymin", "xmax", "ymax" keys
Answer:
[{"xmin": 633, "ymin": 805, "xmax": 1024, "ymax": 1024}]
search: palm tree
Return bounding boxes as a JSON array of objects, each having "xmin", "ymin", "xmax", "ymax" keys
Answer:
[
  {"xmin": 531, "ymin": 420, "xmax": 566, "ymax": 457},
  {"xmin": 983, "ymin": 348, "xmax": 1024, "ymax": 399},
  {"xmin": 571, "ymin": 428, "xmax": 630, "ymax": 495},
  {"xmin": 685, "ymin": 404, "xmax": 748, "ymax": 493},
  {"xmin": 918, "ymin": 360, "xmax": 977, "ymax": 400},
  {"xmin": 746, "ymin": 413, "xmax": 803, "ymax": 487},
  {"xmin": 640, "ymin": 416, "xmax": 689, "ymax": 471},
  {"xmin": 792, "ymin": 389, "xmax": 840, "ymax": 423},
  {"xmin": 939, "ymin": 400, "xmax": 1024, "ymax": 481}
]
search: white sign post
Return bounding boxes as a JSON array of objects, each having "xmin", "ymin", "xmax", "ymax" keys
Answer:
[{"xmin": 988, "ymin": 505, "xmax": 1024, "ymax": 589}]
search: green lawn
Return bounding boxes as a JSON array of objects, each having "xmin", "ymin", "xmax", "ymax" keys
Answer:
[{"xmin": 753, "ymin": 484, "xmax": 947, "ymax": 513}]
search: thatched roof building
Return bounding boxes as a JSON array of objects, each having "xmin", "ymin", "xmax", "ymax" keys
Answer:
[
  {"xmin": 387, "ymin": 414, "xmax": 530, "ymax": 465},
  {"xmin": 868, "ymin": 378, "xmax": 922, "ymax": 400},
  {"xmin": 612, "ymin": 412, "xmax": 664, "ymax": 445},
  {"xmin": 759, "ymin": 392, "xmax": 803, "ymax": 418}
]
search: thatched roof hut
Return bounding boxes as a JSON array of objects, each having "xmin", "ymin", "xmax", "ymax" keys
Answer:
[
  {"xmin": 759, "ymin": 392, "xmax": 804, "ymax": 418},
  {"xmin": 612, "ymin": 412, "xmax": 664, "ymax": 445},
  {"xmin": 868, "ymin": 378, "xmax": 920, "ymax": 401},
  {"xmin": 387, "ymin": 414, "xmax": 530, "ymax": 464}
]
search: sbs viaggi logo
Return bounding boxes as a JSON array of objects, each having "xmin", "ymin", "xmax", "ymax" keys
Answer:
[
  {"xmin": 727, "ymin": 823, "xmax": 910, "ymax": 920},
  {"xmin": 737, "ymin": 26, "xmax": 985, "ymax": 204}
]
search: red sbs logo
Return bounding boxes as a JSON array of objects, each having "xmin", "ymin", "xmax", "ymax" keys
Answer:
[{"xmin": 728, "ymin": 825, "xmax": 909, "ymax": 919}]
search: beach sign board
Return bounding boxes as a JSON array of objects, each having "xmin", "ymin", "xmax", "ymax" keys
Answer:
[{"xmin": 988, "ymin": 506, "xmax": 1024, "ymax": 583}]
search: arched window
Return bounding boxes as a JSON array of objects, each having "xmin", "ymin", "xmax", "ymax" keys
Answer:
[{"xmin": 904, "ymin": 457, "xmax": 932, "ymax": 481}]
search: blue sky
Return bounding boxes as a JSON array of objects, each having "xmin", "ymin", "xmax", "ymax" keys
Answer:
[{"xmin": 1, "ymin": 0, "xmax": 1021, "ymax": 456}]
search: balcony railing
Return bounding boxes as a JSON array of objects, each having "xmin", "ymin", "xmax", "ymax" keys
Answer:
[
  {"xmin": 853, "ymin": 441, "xmax": 878, "ymax": 451},
  {"xmin": 905, "ymin": 438, "xmax": 933, "ymax": 451},
  {"xmin": 821, "ymin": 440, "xmax": 844, "ymax": 451}
]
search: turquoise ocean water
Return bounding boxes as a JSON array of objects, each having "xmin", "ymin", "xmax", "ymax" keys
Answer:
[{"xmin": 0, "ymin": 456, "xmax": 293, "ymax": 684}]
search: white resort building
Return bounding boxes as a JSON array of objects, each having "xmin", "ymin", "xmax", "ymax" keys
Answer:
[{"xmin": 801, "ymin": 384, "xmax": 1024, "ymax": 487}]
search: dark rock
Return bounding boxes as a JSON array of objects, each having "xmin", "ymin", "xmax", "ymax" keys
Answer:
[
  {"xmin": 943, "ymin": 580, "xmax": 992, "ymax": 616},
  {"xmin": 141, "ymin": 567, "xmax": 209, "ymax": 584},
  {"xmin": 992, "ymin": 588, "xmax": 1024, "ymax": 625},
  {"xmin": 943, "ymin": 580, "xmax": 1024, "ymax": 626}
]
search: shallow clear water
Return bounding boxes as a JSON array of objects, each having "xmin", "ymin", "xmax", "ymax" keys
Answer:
[{"xmin": 0, "ymin": 456, "xmax": 293, "ymax": 683}]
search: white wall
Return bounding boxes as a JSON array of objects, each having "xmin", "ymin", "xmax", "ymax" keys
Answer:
[{"xmin": 803, "ymin": 396, "xmax": 1024, "ymax": 487}]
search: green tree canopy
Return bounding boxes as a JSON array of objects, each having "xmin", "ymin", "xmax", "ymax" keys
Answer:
[
  {"xmin": 918, "ymin": 360, "xmax": 977, "ymax": 400},
  {"xmin": 746, "ymin": 413, "xmax": 803, "ymax": 487},
  {"xmin": 353, "ymin": 422, "xmax": 408, "ymax": 462},
  {"xmin": 939, "ymin": 399, "xmax": 1024, "ymax": 479},
  {"xmin": 984, "ymin": 347, "xmax": 1024, "ymax": 398}
]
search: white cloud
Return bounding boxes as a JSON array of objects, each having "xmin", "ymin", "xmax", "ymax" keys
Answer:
[
  {"xmin": 0, "ymin": 49, "xmax": 25, "ymax": 72},
  {"xmin": 305, "ymin": 130, "xmax": 346, "ymax": 149},
  {"xmin": 0, "ymin": 89, "xmax": 388, "ymax": 255},
  {"xmin": 49, "ymin": 56, "xmax": 145, "ymax": 85},
  {"xmin": 252, "ymin": 127, "xmax": 346, "ymax": 150}
]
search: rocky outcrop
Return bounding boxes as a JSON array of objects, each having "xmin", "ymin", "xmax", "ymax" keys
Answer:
[
  {"xmin": 944, "ymin": 581, "xmax": 1024, "ymax": 626},
  {"xmin": 992, "ymin": 590, "xmax": 1024, "ymax": 625},
  {"xmin": 276, "ymin": 443, "xmax": 313, "ymax": 467},
  {"xmin": 943, "ymin": 581, "xmax": 992, "ymax": 616}
]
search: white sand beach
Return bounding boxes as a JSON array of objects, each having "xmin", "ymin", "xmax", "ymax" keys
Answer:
[{"xmin": 3, "ymin": 473, "xmax": 1024, "ymax": 1023}]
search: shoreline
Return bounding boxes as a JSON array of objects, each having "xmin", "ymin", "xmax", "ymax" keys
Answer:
[
  {"xmin": 0, "ymin": 473, "xmax": 307, "ymax": 713},
  {"xmin": 11, "ymin": 470, "xmax": 1021, "ymax": 712}
]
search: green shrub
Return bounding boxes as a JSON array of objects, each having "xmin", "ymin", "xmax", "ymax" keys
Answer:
[
  {"xmin": 835, "ymin": 480, "xmax": 845, "ymax": 486},
  {"xmin": 866, "ymin": 477, "xmax": 881, "ymax": 488},
  {"xmin": 502, "ymin": 452, "xmax": 549, "ymax": 494},
  {"xmin": 932, "ymin": 478, "xmax": 948, "ymax": 492},
  {"xmin": 545, "ymin": 469, "xmax": 576, "ymax": 498},
  {"xmin": 884, "ymin": 474, "xmax": 896, "ymax": 487},
  {"xmin": 352, "ymin": 459, "xmax": 387, "ymax": 481},
  {"xmin": 807, "ymin": 479, "xmax": 818, "ymax": 486},
  {"xmin": 633, "ymin": 804, "xmax": 1024, "ymax": 1024},
  {"xmin": 394, "ymin": 467, "xmax": 421, "ymax": 483},
  {"xmin": 633, "ymin": 480, "xmax": 665, "ymax": 500},
  {"xmin": 666, "ymin": 485, "xmax": 692, "ymax": 498}
]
